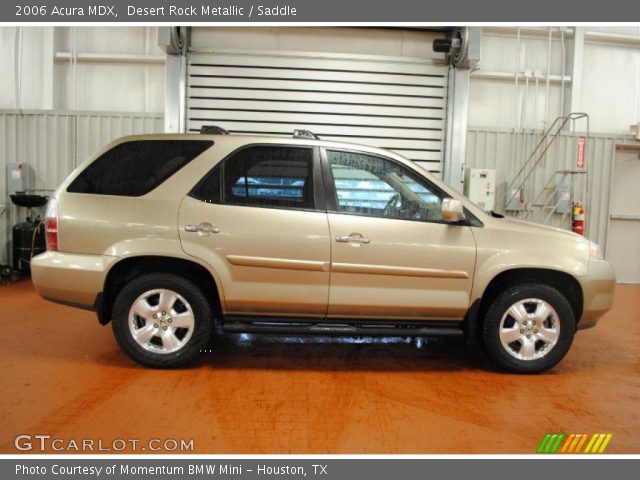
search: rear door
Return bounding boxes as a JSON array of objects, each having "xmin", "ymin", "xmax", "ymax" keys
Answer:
[
  {"xmin": 323, "ymin": 149, "xmax": 477, "ymax": 320},
  {"xmin": 179, "ymin": 145, "xmax": 331, "ymax": 317}
]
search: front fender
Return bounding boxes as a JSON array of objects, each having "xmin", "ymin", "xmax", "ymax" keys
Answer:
[{"xmin": 469, "ymin": 224, "xmax": 589, "ymax": 302}]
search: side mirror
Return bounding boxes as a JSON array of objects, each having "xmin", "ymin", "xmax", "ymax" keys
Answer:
[{"xmin": 441, "ymin": 198, "xmax": 465, "ymax": 223}]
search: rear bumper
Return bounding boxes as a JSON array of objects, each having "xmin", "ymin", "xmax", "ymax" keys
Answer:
[
  {"xmin": 31, "ymin": 251, "xmax": 115, "ymax": 309},
  {"xmin": 577, "ymin": 259, "xmax": 616, "ymax": 330}
]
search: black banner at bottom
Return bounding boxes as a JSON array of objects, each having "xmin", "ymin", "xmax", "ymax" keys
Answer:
[{"xmin": 3, "ymin": 459, "xmax": 637, "ymax": 480}]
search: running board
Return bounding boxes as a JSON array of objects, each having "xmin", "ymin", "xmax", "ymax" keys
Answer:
[{"xmin": 222, "ymin": 317, "xmax": 464, "ymax": 337}]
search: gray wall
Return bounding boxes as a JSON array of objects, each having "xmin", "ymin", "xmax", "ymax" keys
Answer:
[
  {"xmin": 465, "ymin": 128, "xmax": 620, "ymax": 251},
  {"xmin": 0, "ymin": 111, "xmax": 163, "ymax": 265}
]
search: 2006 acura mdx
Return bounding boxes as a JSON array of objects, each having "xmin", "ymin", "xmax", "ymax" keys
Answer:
[{"xmin": 31, "ymin": 130, "xmax": 615, "ymax": 373}]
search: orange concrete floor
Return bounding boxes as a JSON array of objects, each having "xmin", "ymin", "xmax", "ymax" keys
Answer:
[{"xmin": 0, "ymin": 280, "xmax": 639, "ymax": 454}]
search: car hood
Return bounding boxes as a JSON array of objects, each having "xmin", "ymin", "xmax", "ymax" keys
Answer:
[{"xmin": 494, "ymin": 215, "xmax": 582, "ymax": 239}]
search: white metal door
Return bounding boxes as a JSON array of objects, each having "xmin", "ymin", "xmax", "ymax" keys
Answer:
[
  {"xmin": 606, "ymin": 147, "xmax": 640, "ymax": 283},
  {"xmin": 186, "ymin": 52, "xmax": 448, "ymax": 175}
]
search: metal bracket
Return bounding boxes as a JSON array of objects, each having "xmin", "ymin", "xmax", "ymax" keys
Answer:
[{"xmin": 610, "ymin": 213, "xmax": 640, "ymax": 221}]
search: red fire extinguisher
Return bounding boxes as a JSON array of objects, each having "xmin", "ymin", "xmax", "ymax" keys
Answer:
[{"xmin": 572, "ymin": 202, "xmax": 585, "ymax": 236}]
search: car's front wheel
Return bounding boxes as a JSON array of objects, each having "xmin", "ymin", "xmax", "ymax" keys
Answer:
[
  {"xmin": 482, "ymin": 283, "xmax": 575, "ymax": 373},
  {"xmin": 111, "ymin": 273, "xmax": 214, "ymax": 368}
]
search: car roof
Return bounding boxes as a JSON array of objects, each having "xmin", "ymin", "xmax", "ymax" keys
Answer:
[{"xmin": 117, "ymin": 132, "xmax": 405, "ymax": 160}]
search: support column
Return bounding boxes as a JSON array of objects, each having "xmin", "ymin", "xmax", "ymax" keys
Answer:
[
  {"xmin": 158, "ymin": 27, "xmax": 188, "ymax": 133},
  {"xmin": 443, "ymin": 67, "xmax": 470, "ymax": 192},
  {"xmin": 442, "ymin": 26, "xmax": 480, "ymax": 192},
  {"xmin": 565, "ymin": 26, "xmax": 585, "ymax": 116},
  {"xmin": 164, "ymin": 53, "xmax": 186, "ymax": 133}
]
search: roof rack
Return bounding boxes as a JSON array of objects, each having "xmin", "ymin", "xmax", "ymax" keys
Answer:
[
  {"xmin": 200, "ymin": 125, "xmax": 230, "ymax": 135},
  {"xmin": 293, "ymin": 129, "xmax": 320, "ymax": 140}
]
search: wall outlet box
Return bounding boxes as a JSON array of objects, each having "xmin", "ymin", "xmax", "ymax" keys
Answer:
[{"xmin": 464, "ymin": 168, "xmax": 496, "ymax": 211}]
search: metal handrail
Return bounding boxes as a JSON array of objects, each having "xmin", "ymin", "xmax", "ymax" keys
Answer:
[
  {"xmin": 504, "ymin": 113, "xmax": 589, "ymax": 210},
  {"xmin": 521, "ymin": 169, "xmax": 587, "ymax": 221}
]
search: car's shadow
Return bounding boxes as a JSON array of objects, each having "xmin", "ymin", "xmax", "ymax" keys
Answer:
[{"xmin": 192, "ymin": 334, "xmax": 493, "ymax": 372}]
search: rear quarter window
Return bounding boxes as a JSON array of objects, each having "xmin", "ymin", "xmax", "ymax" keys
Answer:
[{"xmin": 67, "ymin": 140, "xmax": 213, "ymax": 197}]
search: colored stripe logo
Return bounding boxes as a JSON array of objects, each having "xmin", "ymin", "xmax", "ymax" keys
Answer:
[{"xmin": 537, "ymin": 433, "xmax": 612, "ymax": 454}]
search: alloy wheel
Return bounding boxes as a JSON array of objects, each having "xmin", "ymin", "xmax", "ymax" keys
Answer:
[
  {"xmin": 498, "ymin": 298, "xmax": 560, "ymax": 361},
  {"xmin": 128, "ymin": 288, "xmax": 195, "ymax": 354}
]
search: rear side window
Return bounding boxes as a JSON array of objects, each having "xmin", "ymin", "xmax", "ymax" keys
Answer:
[
  {"xmin": 67, "ymin": 140, "xmax": 213, "ymax": 196},
  {"xmin": 190, "ymin": 164, "xmax": 222, "ymax": 204},
  {"xmin": 191, "ymin": 146, "xmax": 314, "ymax": 210}
]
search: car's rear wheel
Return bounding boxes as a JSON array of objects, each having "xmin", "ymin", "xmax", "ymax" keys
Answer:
[
  {"xmin": 112, "ymin": 273, "xmax": 214, "ymax": 368},
  {"xmin": 482, "ymin": 283, "xmax": 575, "ymax": 373}
]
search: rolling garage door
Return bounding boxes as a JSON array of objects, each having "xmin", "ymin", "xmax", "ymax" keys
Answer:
[{"xmin": 186, "ymin": 52, "xmax": 448, "ymax": 174}]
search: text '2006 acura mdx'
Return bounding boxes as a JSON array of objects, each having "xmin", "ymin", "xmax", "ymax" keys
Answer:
[{"xmin": 31, "ymin": 129, "xmax": 615, "ymax": 373}]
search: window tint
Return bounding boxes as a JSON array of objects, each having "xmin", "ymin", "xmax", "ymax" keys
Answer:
[
  {"xmin": 68, "ymin": 140, "xmax": 213, "ymax": 197},
  {"xmin": 190, "ymin": 164, "xmax": 221, "ymax": 204},
  {"xmin": 222, "ymin": 146, "xmax": 314, "ymax": 209},
  {"xmin": 327, "ymin": 150, "xmax": 444, "ymax": 222}
]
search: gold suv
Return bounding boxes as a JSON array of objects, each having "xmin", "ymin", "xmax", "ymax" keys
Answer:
[{"xmin": 31, "ymin": 130, "xmax": 615, "ymax": 372}]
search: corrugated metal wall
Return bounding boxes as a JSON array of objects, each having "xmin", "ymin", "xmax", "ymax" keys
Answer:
[
  {"xmin": 0, "ymin": 111, "xmax": 163, "ymax": 265},
  {"xmin": 465, "ymin": 128, "xmax": 618, "ymax": 251}
]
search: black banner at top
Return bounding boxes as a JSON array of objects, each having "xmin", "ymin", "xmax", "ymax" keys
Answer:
[{"xmin": 4, "ymin": 0, "xmax": 640, "ymax": 22}]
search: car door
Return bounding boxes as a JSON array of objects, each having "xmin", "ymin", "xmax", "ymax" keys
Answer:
[
  {"xmin": 179, "ymin": 144, "xmax": 331, "ymax": 317},
  {"xmin": 323, "ymin": 148, "xmax": 477, "ymax": 321}
]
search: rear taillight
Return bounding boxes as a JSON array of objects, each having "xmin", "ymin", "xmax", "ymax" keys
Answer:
[{"xmin": 45, "ymin": 197, "xmax": 58, "ymax": 251}]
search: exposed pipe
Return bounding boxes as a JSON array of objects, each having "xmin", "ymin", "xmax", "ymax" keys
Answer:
[
  {"xmin": 15, "ymin": 27, "xmax": 24, "ymax": 211},
  {"xmin": 543, "ymin": 27, "xmax": 553, "ymax": 176},
  {"xmin": 71, "ymin": 27, "xmax": 78, "ymax": 111},
  {"xmin": 584, "ymin": 30, "xmax": 640, "ymax": 48},
  {"xmin": 513, "ymin": 28, "xmax": 521, "ymax": 130},
  {"xmin": 15, "ymin": 27, "xmax": 23, "ymax": 111},
  {"xmin": 522, "ymin": 71, "xmax": 530, "ymax": 208},
  {"xmin": 544, "ymin": 27, "xmax": 552, "ymax": 127},
  {"xmin": 523, "ymin": 78, "xmax": 530, "ymax": 131},
  {"xmin": 636, "ymin": 57, "xmax": 640, "ymax": 125},
  {"xmin": 482, "ymin": 26, "xmax": 575, "ymax": 39},
  {"xmin": 54, "ymin": 52, "xmax": 165, "ymax": 64},
  {"xmin": 512, "ymin": 27, "xmax": 521, "ymax": 186},
  {"xmin": 483, "ymin": 27, "xmax": 640, "ymax": 47},
  {"xmin": 533, "ymin": 75, "xmax": 539, "ymax": 131},
  {"xmin": 471, "ymin": 70, "xmax": 570, "ymax": 84},
  {"xmin": 143, "ymin": 27, "xmax": 149, "ymax": 113},
  {"xmin": 522, "ymin": 58, "xmax": 528, "ymax": 133},
  {"xmin": 560, "ymin": 29, "xmax": 566, "ymax": 118}
]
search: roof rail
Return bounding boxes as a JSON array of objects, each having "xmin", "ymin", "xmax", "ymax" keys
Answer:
[
  {"xmin": 200, "ymin": 125, "xmax": 230, "ymax": 135},
  {"xmin": 293, "ymin": 129, "xmax": 320, "ymax": 140}
]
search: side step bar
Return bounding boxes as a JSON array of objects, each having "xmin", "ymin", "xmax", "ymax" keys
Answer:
[{"xmin": 222, "ymin": 317, "xmax": 464, "ymax": 337}]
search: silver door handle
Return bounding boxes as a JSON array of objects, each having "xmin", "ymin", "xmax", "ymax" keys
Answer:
[
  {"xmin": 185, "ymin": 224, "xmax": 220, "ymax": 234},
  {"xmin": 336, "ymin": 235, "xmax": 370, "ymax": 244}
]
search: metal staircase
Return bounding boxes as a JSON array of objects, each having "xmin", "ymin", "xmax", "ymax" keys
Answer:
[{"xmin": 503, "ymin": 113, "xmax": 590, "ymax": 232}]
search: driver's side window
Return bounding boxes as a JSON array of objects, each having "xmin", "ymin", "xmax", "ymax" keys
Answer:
[{"xmin": 327, "ymin": 150, "xmax": 444, "ymax": 222}]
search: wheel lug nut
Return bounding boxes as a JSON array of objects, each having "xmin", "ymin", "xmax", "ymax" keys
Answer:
[
  {"xmin": 162, "ymin": 311, "xmax": 166, "ymax": 316},
  {"xmin": 163, "ymin": 326, "xmax": 168, "ymax": 331},
  {"xmin": 534, "ymin": 329, "xmax": 538, "ymax": 333},
  {"xmin": 153, "ymin": 323, "xmax": 158, "ymax": 328},
  {"xmin": 523, "ymin": 321, "xmax": 527, "ymax": 326},
  {"xmin": 520, "ymin": 329, "xmax": 524, "ymax": 333},
  {"xmin": 526, "ymin": 334, "xmax": 531, "ymax": 338},
  {"xmin": 532, "ymin": 321, "xmax": 536, "ymax": 325},
  {"xmin": 153, "ymin": 314, "xmax": 157, "ymax": 319},
  {"xmin": 168, "ymin": 318, "xmax": 172, "ymax": 323}
]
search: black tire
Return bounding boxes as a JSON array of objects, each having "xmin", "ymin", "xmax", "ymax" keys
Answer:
[
  {"xmin": 111, "ymin": 273, "xmax": 214, "ymax": 368},
  {"xmin": 482, "ymin": 283, "xmax": 575, "ymax": 373}
]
